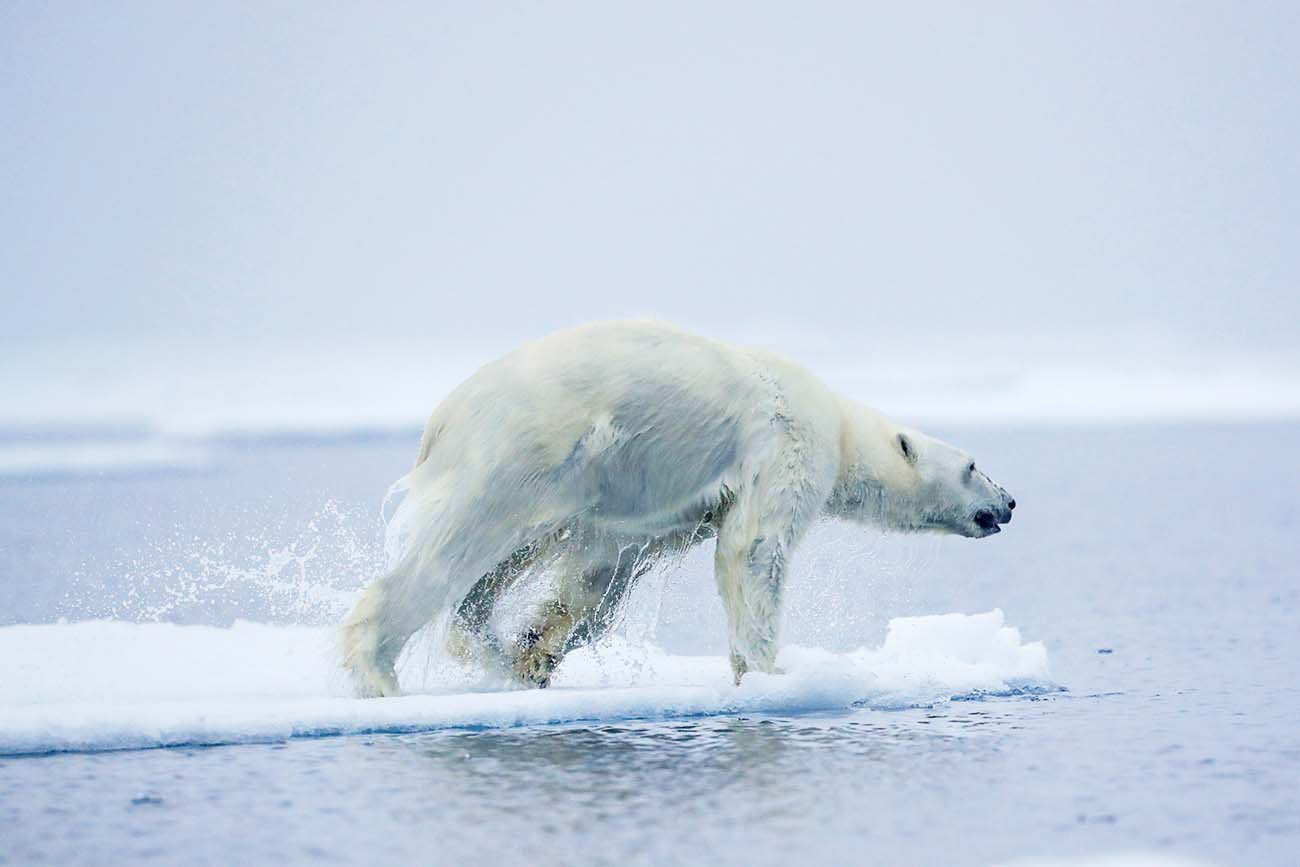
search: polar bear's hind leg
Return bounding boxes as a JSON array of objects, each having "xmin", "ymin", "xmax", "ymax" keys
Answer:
[
  {"xmin": 511, "ymin": 599, "xmax": 578, "ymax": 687},
  {"xmin": 342, "ymin": 507, "xmax": 545, "ymax": 697},
  {"xmin": 446, "ymin": 540, "xmax": 542, "ymax": 670},
  {"xmin": 509, "ymin": 553, "xmax": 654, "ymax": 687},
  {"xmin": 340, "ymin": 566, "xmax": 421, "ymax": 698}
]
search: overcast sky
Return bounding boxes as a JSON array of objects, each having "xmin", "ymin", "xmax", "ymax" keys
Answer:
[{"xmin": 3, "ymin": 2, "xmax": 1298, "ymax": 359}]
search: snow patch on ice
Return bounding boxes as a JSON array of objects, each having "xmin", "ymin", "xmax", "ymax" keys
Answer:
[{"xmin": 0, "ymin": 610, "xmax": 1053, "ymax": 755}]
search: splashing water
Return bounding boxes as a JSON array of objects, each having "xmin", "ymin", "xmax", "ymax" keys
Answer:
[{"xmin": 59, "ymin": 500, "xmax": 385, "ymax": 625}]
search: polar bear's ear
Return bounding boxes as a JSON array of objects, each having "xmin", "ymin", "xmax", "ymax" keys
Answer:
[{"xmin": 897, "ymin": 433, "xmax": 917, "ymax": 465}]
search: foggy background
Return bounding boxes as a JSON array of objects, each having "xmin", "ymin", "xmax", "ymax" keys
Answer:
[{"xmin": 3, "ymin": 2, "xmax": 1299, "ymax": 438}]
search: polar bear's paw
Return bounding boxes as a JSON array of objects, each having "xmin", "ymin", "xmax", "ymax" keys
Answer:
[
  {"xmin": 512, "ymin": 644, "xmax": 561, "ymax": 689},
  {"xmin": 341, "ymin": 615, "xmax": 402, "ymax": 698},
  {"xmin": 511, "ymin": 601, "xmax": 577, "ymax": 689},
  {"xmin": 348, "ymin": 660, "xmax": 401, "ymax": 699},
  {"xmin": 729, "ymin": 650, "xmax": 787, "ymax": 685}
]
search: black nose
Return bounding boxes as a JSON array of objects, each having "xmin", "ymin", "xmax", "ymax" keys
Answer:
[{"xmin": 1007, "ymin": 498, "xmax": 1016, "ymax": 510}]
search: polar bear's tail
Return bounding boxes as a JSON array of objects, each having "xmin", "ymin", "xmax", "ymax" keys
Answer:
[{"xmin": 414, "ymin": 419, "xmax": 445, "ymax": 468}]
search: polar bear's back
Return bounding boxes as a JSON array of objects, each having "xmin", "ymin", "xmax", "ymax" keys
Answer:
[{"xmin": 412, "ymin": 320, "xmax": 828, "ymax": 529}]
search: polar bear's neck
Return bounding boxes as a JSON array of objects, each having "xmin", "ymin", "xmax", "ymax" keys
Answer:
[{"xmin": 825, "ymin": 398, "xmax": 919, "ymax": 529}]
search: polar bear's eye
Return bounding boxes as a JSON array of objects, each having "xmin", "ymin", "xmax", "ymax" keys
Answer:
[{"xmin": 966, "ymin": 462, "xmax": 976, "ymax": 477}]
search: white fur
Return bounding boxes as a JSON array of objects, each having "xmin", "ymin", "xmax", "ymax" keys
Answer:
[{"xmin": 341, "ymin": 320, "xmax": 1014, "ymax": 696}]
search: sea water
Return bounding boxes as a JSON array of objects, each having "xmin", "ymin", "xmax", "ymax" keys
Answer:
[{"xmin": 1, "ymin": 423, "xmax": 1297, "ymax": 865}]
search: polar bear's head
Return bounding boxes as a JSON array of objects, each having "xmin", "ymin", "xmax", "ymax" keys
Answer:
[{"xmin": 829, "ymin": 403, "xmax": 1015, "ymax": 538}]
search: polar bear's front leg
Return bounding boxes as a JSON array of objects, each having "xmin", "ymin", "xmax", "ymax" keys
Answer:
[
  {"xmin": 714, "ymin": 526, "xmax": 790, "ymax": 685},
  {"xmin": 713, "ymin": 420, "xmax": 832, "ymax": 685},
  {"xmin": 713, "ymin": 491, "xmax": 820, "ymax": 686}
]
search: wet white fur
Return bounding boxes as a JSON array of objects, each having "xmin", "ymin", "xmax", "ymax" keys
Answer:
[{"xmin": 341, "ymin": 320, "xmax": 1011, "ymax": 696}]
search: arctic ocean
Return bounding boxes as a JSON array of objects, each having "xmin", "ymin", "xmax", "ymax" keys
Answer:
[{"xmin": 2, "ymin": 422, "xmax": 1297, "ymax": 866}]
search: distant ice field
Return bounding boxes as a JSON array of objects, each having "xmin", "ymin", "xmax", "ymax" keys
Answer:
[{"xmin": 2, "ymin": 334, "xmax": 1298, "ymax": 482}]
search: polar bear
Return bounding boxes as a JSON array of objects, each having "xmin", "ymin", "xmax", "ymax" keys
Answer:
[{"xmin": 341, "ymin": 320, "xmax": 1015, "ymax": 696}]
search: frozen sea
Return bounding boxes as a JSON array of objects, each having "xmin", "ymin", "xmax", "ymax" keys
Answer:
[{"xmin": 1, "ymin": 422, "xmax": 1297, "ymax": 866}]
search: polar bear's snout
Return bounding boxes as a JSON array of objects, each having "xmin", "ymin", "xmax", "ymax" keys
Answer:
[
  {"xmin": 972, "ymin": 503, "xmax": 1012, "ymax": 535},
  {"xmin": 969, "ymin": 486, "xmax": 1016, "ymax": 537}
]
